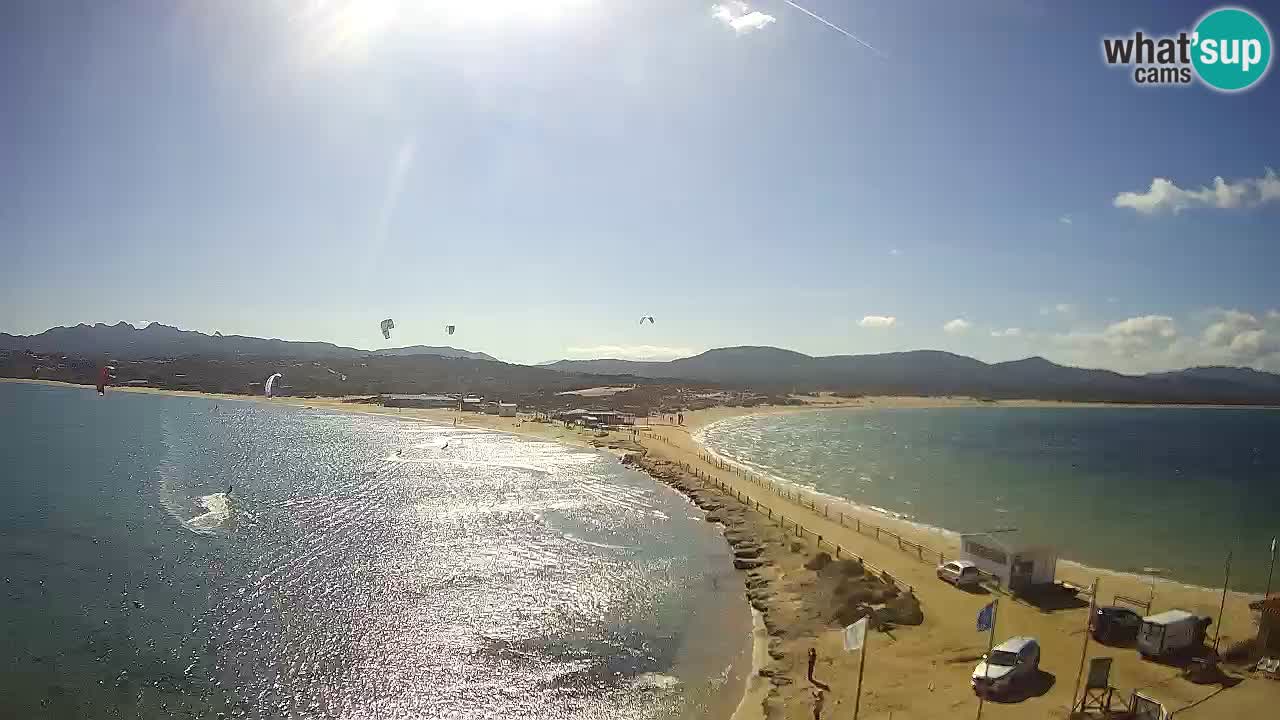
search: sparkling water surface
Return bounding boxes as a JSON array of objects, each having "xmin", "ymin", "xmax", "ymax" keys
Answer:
[{"xmin": 1, "ymin": 382, "xmax": 748, "ymax": 718}]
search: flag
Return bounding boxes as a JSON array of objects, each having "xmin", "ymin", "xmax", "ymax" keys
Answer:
[
  {"xmin": 843, "ymin": 617, "xmax": 868, "ymax": 652},
  {"xmin": 976, "ymin": 601, "xmax": 995, "ymax": 632},
  {"xmin": 1272, "ymin": 537, "xmax": 1277, "ymax": 556}
]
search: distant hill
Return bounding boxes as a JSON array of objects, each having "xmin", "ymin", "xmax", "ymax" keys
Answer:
[
  {"xmin": 369, "ymin": 345, "xmax": 498, "ymax": 361},
  {"xmin": 0, "ymin": 323, "xmax": 497, "ymax": 362},
  {"xmin": 545, "ymin": 346, "xmax": 1280, "ymax": 404},
  {"xmin": 7, "ymin": 324, "xmax": 1280, "ymax": 404}
]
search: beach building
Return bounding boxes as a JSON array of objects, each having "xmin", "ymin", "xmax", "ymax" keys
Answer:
[
  {"xmin": 1256, "ymin": 596, "xmax": 1280, "ymax": 656},
  {"xmin": 556, "ymin": 409, "xmax": 635, "ymax": 427},
  {"xmin": 381, "ymin": 394, "xmax": 456, "ymax": 409},
  {"xmin": 461, "ymin": 397, "xmax": 483, "ymax": 412},
  {"xmin": 958, "ymin": 531, "xmax": 1057, "ymax": 593},
  {"xmin": 498, "ymin": 402, "xmax": 517, "ymax": 417}
]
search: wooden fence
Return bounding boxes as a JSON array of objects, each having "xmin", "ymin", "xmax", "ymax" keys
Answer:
[{"xmin": 631, "ymin": 429, "xmax": 1040, "ymax": 598}]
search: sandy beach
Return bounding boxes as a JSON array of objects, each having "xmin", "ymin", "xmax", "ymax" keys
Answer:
[
  {"xmin": 634, "ymin": 406, "xmax": 1278, "ymax": 720},
  {"xmin": 8, "ymin": 378, "xmax": 1278, "ymax": 719}
]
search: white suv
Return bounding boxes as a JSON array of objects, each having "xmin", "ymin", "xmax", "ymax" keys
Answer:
[
  {"xmin": 971, "ymin": 636, "xmax": 1040, "ymax": 697},
  {"xmin": 936, "ymin": 559, "xmax": 981, "ymax": 588}
]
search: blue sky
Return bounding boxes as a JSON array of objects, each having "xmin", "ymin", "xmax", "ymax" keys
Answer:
[{"xmin": 3, "ymin": 0, "xmax": 1278, "ymax": 371}]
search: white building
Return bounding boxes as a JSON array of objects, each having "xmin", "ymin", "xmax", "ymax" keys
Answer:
[{"xmin": 959, "ymin": 531, "xmax": 1057, "ymax": 594}]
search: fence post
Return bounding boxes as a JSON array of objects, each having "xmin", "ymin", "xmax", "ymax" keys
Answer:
[
  {"xmin": 857, "ymin": 519, "xmax": 861, "ymax": 533},
  {"xmin": 876, "ymin": 527, "xmax": 880, "ymax": 540}
]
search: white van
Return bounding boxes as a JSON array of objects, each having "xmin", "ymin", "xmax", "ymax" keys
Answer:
[{"xmin": 1136, "ymin": 610, "xmax": 1211, "ymax": 659}]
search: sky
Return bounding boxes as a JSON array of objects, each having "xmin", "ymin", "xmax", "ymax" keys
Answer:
[{"xmin": 3, "ymin": 0, "xmax": 1278, "ymax": 372}]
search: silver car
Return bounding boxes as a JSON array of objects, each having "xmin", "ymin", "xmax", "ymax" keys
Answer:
[
  {"xmin": 936, "ymin": 559, "xmax": 981, "ymax": 588},
  {"xmin": 971, "ymin": 636, "xmax": 1040, "ymax": 697}
]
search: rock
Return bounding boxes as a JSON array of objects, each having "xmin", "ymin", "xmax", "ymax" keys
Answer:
[
  {"xmin": 733, "ymin": 546, "xmax": 762, "ymax": 560},
  {"xmin": 885, "ymin": 593, "xmax": 924, "ymax": 626},
  {"xmin": 832, "ymin": 600, "xmax": 873, "ymax": 628},
  {"xmin": 705, "ymin": 511, "xmax": 723, "ymax": 524},
  {"xmin": 734, "ymin": 558, "xmax": 765, "ymax": 570},
  {"xmin": 819, "ymin": 558, "xmax": 864, "ymax": 579},
  {"xmin": 803, "ymin": 552, "xmax": 832, "ymax": 571},
  {"xmin": 768, "ymin": 639, "xmax": 785, "ymax": 660}
]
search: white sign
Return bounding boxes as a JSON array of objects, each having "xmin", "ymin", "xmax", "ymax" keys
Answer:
[{"xmin": 843, "ymin": 617, "xmax": 868, "ymax": 652}]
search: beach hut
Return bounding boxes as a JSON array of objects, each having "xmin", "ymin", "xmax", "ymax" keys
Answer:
[
  {"xmin": 498, "ymin": 402, "xmax": 517, "ymax": 417},
  {"xmin": 1255, "ymin": 596, "xmax": 1280, "ymax": 655},
  {"xmin": 381, "ymin": 394, "xmax": 457, "ymax": 409},
  {"xmin": 959, "ymin": 531, "xmax": 1057, "ymax": 594}
]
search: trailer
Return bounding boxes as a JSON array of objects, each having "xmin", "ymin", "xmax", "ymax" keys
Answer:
[{"xmin": 1136, "ymin": 609, "xmax": 1210, "ymax": 659}]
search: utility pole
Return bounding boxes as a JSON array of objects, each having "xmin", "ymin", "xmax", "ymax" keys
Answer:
[{"xmin": 1070, "ymin": 578, "xmax": 1099, "ymax": 713}]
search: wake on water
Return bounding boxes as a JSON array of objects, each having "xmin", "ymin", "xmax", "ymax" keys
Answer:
[{"xmin": 186, "ymin": 492, "xmax": 238, "ymax": 533}]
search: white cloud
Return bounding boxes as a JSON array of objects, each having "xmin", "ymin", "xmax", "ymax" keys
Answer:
[
  {"xmin": 1203, "ymin": 310, "xmax": 1258, "ymax": 348},
  {"xmin": 943, "ymin": 318, "xmax": 971, "ymax": 334},
  {"xmin": 564, "ymin": 345, "xmax": 695, "ymax": 361},
  {"xmin": 859, "ymin": 315, "xmax": 896, "ymax": 328},
  {"xmin": 1055, "ymin": 314, "xmax": 1178, "ymax": 358},
  {"xmin": 889, "ymin": 248, "xmax": 901, "ymax": 256},
  {"xmin": 990, "ymin": 328, "xmax": 1023, "ymax": 338},
  {"xmin": 711, "ymin": 3, "xmax": 776, "ymax": 33},
  {"xmin": 1058, "ymin": 215, "xmax": 1072, "ymax": 225},
  {"xmin": 1106, "ymin": 314, "xmax": 1176, "ymax": 341},
  {"xmin": 1041, "ymin": 303, "xmax": 1076, "ymax": 316},
  {"xmin": 1113, "ymin": 169, "xmax": 1280, "ymax": 214},
  {"xmin": 1043, "ymin": 309, "xmax": 1280, "ymax": 373}
]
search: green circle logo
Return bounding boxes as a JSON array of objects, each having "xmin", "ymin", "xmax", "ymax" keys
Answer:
[{"xmin": 1192, "ymin": 7, "xmax": 1272, "ymax": 91}]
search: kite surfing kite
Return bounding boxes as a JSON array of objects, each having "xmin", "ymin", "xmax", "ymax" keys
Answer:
[
  {"xmin": 639, "ymin": 316, "xmax": 655, "ymax": 325},
  {"xmin": 444, "ymin": 325, "xmax": 456, "ymax": 336},
  {"xmin": 380, "ymin": 318, "xmax": 395, "ymax": 340},
  {"xmin": 264, "ymin": 373, "xmax": 283, "ymax": 398}
]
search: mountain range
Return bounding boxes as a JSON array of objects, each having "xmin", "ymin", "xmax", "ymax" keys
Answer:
[
  {"xmin": 545, "ymin": 347, "xmax": 1280, "ymax": 404},
  {"xmin": 0, "ymin": 323, "xmax": 497, "ymax": 362},
  {"xmin": 4, "ymin": 324, "xmax": 1279, "ymax": 404}
]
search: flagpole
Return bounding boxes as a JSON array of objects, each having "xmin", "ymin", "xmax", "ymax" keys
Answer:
[
  {"xmin": 1070, "ymin": 578, "xmax": 1099, "ymax": 713},
  {"xmin": 976, "ymin": 599, "xmax": 997, "ymax": 720},
  {"xmin": 1213, "ymin": 550, "xmax": 1232, "ymax": 654},
  {"xmin": 1266, "ymin": 538, "xmax": 1277, "ymax": 600},
  {"xmin": 853, "ymin": 631, "xmax": 869, "ymax": 720}
]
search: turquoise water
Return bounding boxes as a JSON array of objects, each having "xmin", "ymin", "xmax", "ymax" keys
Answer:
[
  {"xmin": 699, "ymin": 407, "xmax": 1280, "ymax": 592},
  {"xmin": 0, "ymin": 382, "xmax": 748, "ymax": 718}
]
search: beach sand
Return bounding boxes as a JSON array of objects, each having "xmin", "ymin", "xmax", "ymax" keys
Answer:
[
  {"xmin": 633, "ymin": 405, "xmax": 1278, "ymax": 720},
  {"xmin": 9, "ymin": 378, "xmax": 1276, "ymax": 718}
]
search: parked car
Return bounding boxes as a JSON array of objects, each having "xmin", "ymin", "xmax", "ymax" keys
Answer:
[
  {"xmin": 971, "ymin": 636, "xmax": 1040, "ymax": 697},
  {"xmin": 937, "ymin": 559, "xmax": 981, "ymax": 588},
  {"xmin": 1091, "ymin": 606, "xmax": 1143, "ymax": 644},
  {"xmin": 1137, "ymin": 610, "xmax": 1211, "ymax": 659}
]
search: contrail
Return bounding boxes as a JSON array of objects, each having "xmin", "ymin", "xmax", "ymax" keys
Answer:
[{"xmin": 781, "ymin": 0, "xmax": 885, "ymax": 57}]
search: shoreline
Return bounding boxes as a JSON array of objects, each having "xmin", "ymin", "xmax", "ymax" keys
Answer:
[
  {"xmin": 689, "ymin": 408, "xmax": 1268, "ymax": 601},
  {"xmin": 9, "ymin": 378, "xmax": 1279, "ymax": 717}
]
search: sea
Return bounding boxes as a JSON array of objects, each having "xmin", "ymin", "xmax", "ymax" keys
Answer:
[
  {"xmin": 699, "ymin": 406, "xmax": 1280, "ymax": 594},
  {"xmin": 0, "ymin": 382, "xmax": 750, "ymax": 719}
]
